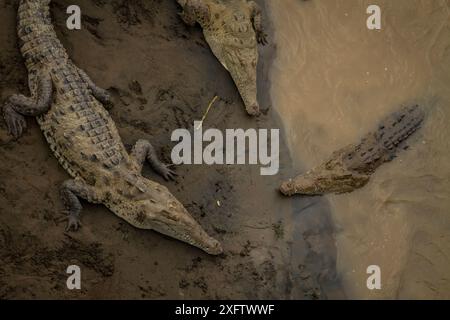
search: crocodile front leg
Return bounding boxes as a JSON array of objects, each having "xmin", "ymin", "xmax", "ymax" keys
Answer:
[
  {"xmin": 3, "ymin": 71, "xmax": 52, "ymax": 139},
  {"xmin": 248, "ymin": 1, "xmax": 268, "ymax": 45},
  {"xmin": 131, "ymin": 139, "xmax": 176, "ymax": 181},
  {"xmin": 76, "ymin": 67, "xmax": 112, "ymax": 109},
  {"xmin": 61, "ymin": 179, "xmax": 100, "ymax": 231}
]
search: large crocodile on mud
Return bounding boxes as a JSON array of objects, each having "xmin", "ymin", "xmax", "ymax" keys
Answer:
[
  {"xmin": 177, "ymin": 0, "xmax": 267, "ymax": 116},
  {"xmin": 2, "ymin": 0, "xmax": 222, "ymax": 255},
  {"xmin": 280, "ymin": 105, "xmax": 425, "ymax": 196}
]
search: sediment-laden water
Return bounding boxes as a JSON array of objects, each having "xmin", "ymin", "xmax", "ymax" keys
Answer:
[{"xmin": 268, "ymin": 0, "xmax": 450, "ymax": 299}]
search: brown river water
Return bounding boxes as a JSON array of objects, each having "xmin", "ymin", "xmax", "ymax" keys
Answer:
[{"xmin": 268, "ymin": 0, "xmax": 450, "ymax": 298}]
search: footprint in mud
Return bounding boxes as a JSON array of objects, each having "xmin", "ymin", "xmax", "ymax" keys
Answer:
[
  {"xmin": 129, "ymin": 80, "xmax": 143, "ymax": 96},
  {"xmin": 179, "ymin": 279, "xmax": 190, "ymax": 289},
  {"xmin": 83, "ymin": 15, "xmax": 104, "ymax": 41},
  {"xmin": 50, "ymin": 2, "xmax": 104, "ymax": 42},
  {"xmin": 152, "ymin": 87, "xmax": 199, "ymax": 130},
  {"xmin": 109, "ymin": 84, "xmax": 153, "ymax": 133},
  {"xmin": 0, "ymin": 226, "xmax": 114, "ymax": 298},
  {"xmin": 138, "ymin": 284, "xmax": 166, "ymax": 299},
  {"xmin": 0, "ymin": 54, "xmax": 28, "ymax": 92},
  {"xmin": 193, "ymin": 277, "xmax": 208, "ymax": 294},
  {"xmin": 55, "ymin": 235, "xmax": 115, "ymax": 277},
  {"xmin": 110, "ymin": 0, "xmax": 160, "ymax": 28}
]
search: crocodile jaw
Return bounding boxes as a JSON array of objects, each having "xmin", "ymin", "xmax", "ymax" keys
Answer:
[
  {"xmin": 280, "ymin": 173, "xmax": 328, "ymax": 196},
  {"xmin": 226, "ymin": 50, "xmax": 260, "ymax": 116},
  {"xmin": 108, "ymin": 183, "xmax": 223, "ymax": 255},
  {"xmin": 150, "ymin": 206, "xmax": 224, "ymax": 255},
  {"xmin": 280, "ymin": 169, "xmax": 370, "ymax": 196}
]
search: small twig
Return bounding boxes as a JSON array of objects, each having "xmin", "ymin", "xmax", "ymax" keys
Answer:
[{"xmin": 196, "ymin": 95, "xmax": 219, "ymax": 130}]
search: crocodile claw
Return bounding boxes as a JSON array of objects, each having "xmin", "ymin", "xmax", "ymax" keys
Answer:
[
  {"xmin": 4, "ymin": 104, "xmax": 26, "ymax": 139},
  {"xmin": 97, "ymin": 91, "xmax": 114, "ymax": 110},
  {"xmin": 256, "ymin": 31, "xmax": 268, "ymax": 46},
  {"xmin": 158, "ymin": 164, "xmax": 178, "ymax": 181},
  {"xmin": 103, "ymin": 99, "xmax": 114, "ymax": 111},
  {"xmin": 65, "ymin": 215, "xmax": 82, "ymax": 232}
]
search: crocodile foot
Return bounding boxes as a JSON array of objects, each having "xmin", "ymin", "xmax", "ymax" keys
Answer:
[
  {"xmin": 256, "ymin": 30, "xmax": 268, "ymax": 46},
  {"xmin": 157, "ymin": 164, "xmax": 178, "ymax": 181},
  {"xmin": 3, "ymin": 103, "xmax": 26, "ymax": 139},
  {"xmin": 65, "ymin": 213, "xmax": 82, "ymax": 232}
]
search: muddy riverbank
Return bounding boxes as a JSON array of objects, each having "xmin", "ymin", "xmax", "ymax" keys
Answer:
[{"xmin": 0, "ymin": 0, "xmax": 341, "ymax": 299}]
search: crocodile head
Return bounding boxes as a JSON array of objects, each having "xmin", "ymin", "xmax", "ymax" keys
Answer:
[
  {"xmin": 280, "ymin": 167, "xmax": 370, "ymax": 196},
  {"xmin": 225, "ymin": 48, "xmax": 260, "ymax": 116},
  {"xmin": 108, "ymin": 177, "xmax": 223, "ymax": 255}
]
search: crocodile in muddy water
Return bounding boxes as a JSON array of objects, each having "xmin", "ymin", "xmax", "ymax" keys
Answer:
[
  {"xmin": 280, "ymin": 105, "xmax": 425, "ymax": 196},
  {"xmin": 177, "ymin": 0, "xmax": 267, "ymax": 116},
  {"xmin": 2, "ymin": 0, "xmax": 222, "ymax": 255}
]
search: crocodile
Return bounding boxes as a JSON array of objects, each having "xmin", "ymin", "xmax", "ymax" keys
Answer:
[
  {"xmin": 280, "ymin": 105, "xmax": 425, "ymax": 196},
  {"xmin": 177, "ymin": 0, "xmax": 268, "ymax": 116},
  {"xmin": 2, "ymin": 0, "xmax": 222, "ymax": 255}
]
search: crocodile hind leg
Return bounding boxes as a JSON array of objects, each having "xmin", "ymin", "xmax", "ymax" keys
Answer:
[
  {"xmin": 76, "ymin": 67, "xmax": 112, "ymax": 109},
  {"xmin": 61, "ymin": 179, "xmax": 100, "ymax": 231},
  {"xmin": 249, "ymin": 1, "xmax": 268, "ymax": 45},
  {"xmin": 3, "ymin": 71, "xmax": 52, "ymax": 139},
  {"xmin": 131, "ymin": 139, "xmax": 176, "ymax": 181}
]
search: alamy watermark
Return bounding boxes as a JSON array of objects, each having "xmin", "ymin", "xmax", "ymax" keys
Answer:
[
  {"xmin": 66, "ymin": 265, "xmax": 81, "ymax": 290},
  {"xmin": 367, "ymin": 5, "xmax": 382, "ymax": 30},
  {"xmin": 171, "ymin": 121, "xmax": 279, "ymax": 176},
  {"xmin": 366, "ymin": 265, "xmax": 381, "ymax": 290},
  {"xmin": 66, "ymin": 4, "xmax": 383, "ymax": 32},
  {"xmin": 66, "ymin": 5, "xmax": 81, "ymax": 30}
]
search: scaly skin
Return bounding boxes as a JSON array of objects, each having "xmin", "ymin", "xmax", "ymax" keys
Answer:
[
  {"xmin": 2, "ymin": 0, "xmax": 222, "ymax": 255},
  {"xmin": 280, "ymin": 105, "xmax": 425, "ymax": 196},
  {"xmin": 177, "ymin": 0, "xmax": 267, "ymax": 116}
]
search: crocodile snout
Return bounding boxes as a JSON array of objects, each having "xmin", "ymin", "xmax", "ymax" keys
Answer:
[{"xmin": 246, "ymin": 103, "xmax": 261, "ymax": 117}]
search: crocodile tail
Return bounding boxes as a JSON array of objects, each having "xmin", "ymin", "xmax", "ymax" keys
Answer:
[
  {"xmin": 18, "ymin": 0, "xmax": 52, "ymax": 37},
  {"xmin": 345, "ymin": 105, "xmax": 425, "ymax": 174},
  {"xmin": 375, "ymin": 104, "xmax": 425, "ymax": 151},
  {"xmin": 18, "ymin": 0, "xmax": 67, "ymax": 68}
]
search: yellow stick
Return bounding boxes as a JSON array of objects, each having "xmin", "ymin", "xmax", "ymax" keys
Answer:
[{"xmin": 196, "ymin": 95, "xmax": 219, "ymax": 130}]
